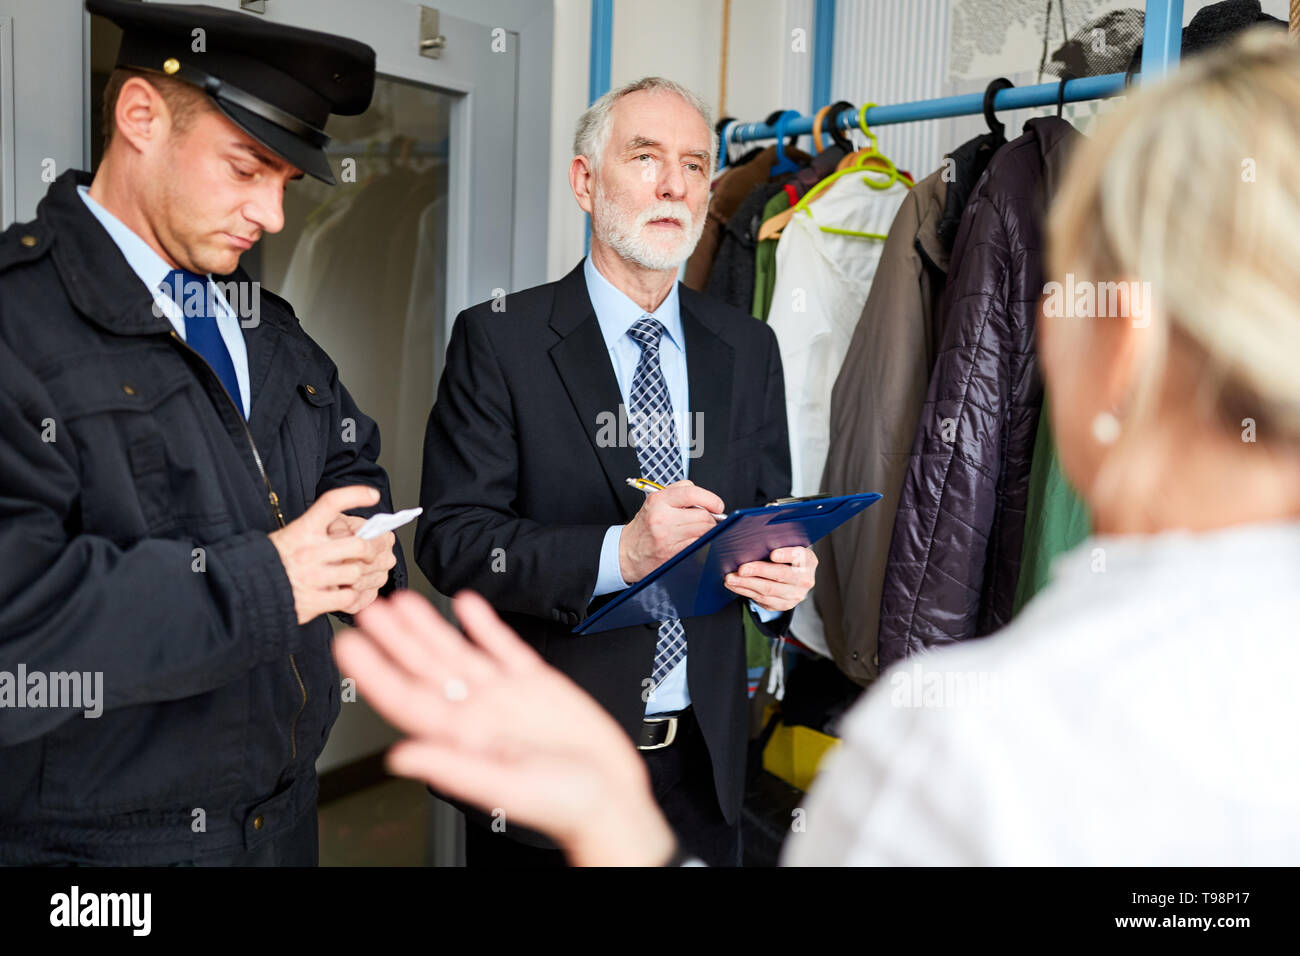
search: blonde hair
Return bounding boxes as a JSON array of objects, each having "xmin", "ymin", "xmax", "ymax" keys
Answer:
[{"xmin": 1047, "ymin": 28, "xmax": 1300, "ymax": 510}]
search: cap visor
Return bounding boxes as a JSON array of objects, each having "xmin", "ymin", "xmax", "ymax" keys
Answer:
[{"xmin": 211, "ymin": 98, "xmax": 337, "ymax": 186}]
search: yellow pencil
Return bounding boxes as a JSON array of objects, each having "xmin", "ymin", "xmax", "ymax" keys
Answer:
[{"xmin": 625, "ymin": 478, "xmax": 727, "ymax": 520}]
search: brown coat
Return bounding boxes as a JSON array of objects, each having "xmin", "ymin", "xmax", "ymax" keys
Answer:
[
  {"xmin": 814, "ymin": 168, "xmax": 950, "ymax": 685},
  {"xmin": 684, "ymin": 144, "xmax": 810, "ymax": 291}
]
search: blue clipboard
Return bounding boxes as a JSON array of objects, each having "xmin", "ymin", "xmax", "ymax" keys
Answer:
[{"xmin": 574, "ymin": 492, "xmax": 882, "ymax": 634}]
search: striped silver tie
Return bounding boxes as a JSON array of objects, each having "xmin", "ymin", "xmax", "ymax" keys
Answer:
[{"xmin": 627, "ymin": 315, "xmax": 687, "ymax": 689}]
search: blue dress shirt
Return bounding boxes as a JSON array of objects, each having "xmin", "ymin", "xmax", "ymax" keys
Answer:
[
  {"xmin": 582, "ymin": 255, "xmax": 777, "ymax": 715},
  {"xmin": 78, "ymin": 185, "xmax": 251, "ymax": 418}
]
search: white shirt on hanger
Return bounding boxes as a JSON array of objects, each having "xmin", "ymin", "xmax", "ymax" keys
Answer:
[
  {"xmin": 766, "ymin": 172, "xmax": 911, "ymax": 655},
  {"xmin": 767, "ymin": 173, "xmax": 911, "ymax": 497}
]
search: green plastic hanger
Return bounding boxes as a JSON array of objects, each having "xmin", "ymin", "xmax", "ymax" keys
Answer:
[{"xmin": 774, "ymin": 102, "xmax": 909, "ymax": 241}]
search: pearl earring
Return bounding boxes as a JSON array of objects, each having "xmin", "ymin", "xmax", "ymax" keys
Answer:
[{"xmin": 1091, "ymin": 410, "xmax": 1121, "ymax": 445}]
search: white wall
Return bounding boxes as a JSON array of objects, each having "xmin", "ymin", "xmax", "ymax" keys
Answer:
[{"xmin": 547, "ymin": 0, "xmax": 592, "ymax": 282}]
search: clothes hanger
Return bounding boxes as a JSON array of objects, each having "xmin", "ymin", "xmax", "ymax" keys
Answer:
[
  {"xmin": 1124, "ymin": 49, "xmax": 1141, "ymax": 89},
  {"xmin": 983, "ymin": 77, "xmax": 1014, "ymax": 139},
  {"xmin": 758, "ymin": 103, "xmax": 906, "ymax": 242},
  {"xmin": 833, "ymin": 102, "xmax": 905, "ymax": 188},
  {"xmin": 821, "ymin": 100, "xmax": 857, "ymax": 154},
  {"xmin": 810, "ymin": 100, "xmax": 857, "ymax": 156},
  {"xmin": 760, "ymin": 101, "xmax": 907, "ymax": 240},
  {"xmin": 714, "ymin": 116, "xmax": 737, "ymax": 171},
  {"xmin": 764, "ymin": 109, "xmax": 800, "ymax": 151},
  {"xmin": 1055, "ymin": 72, "xmax": 1074, "ymax": 119},
  {"xmin": 768, "ymin": 110, "xmax": 801, "ymax": 177},
  {"xmin": 835, "ymin": 101, "xmax": 898, "ymax": 173},
  {"xmin": 810, "ymin": 104, "xmax": 832, "ymax": 154}
]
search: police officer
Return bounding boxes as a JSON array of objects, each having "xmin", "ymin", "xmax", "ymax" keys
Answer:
[{"xmin": 0, "ymin": 1, "xmax": 404, "ymax": 864}]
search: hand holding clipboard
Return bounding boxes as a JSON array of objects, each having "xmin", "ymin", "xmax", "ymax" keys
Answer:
[{"xmin": 575, "ymin": 492, "xmax": 882, "ymax": 634}]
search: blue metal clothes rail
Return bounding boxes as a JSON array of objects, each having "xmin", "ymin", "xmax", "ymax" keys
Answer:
[{"xmin": 725, "ymin": 0, "xmax": 1183, "ymax": 146}]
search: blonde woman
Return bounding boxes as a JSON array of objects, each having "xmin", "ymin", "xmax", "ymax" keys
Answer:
[{"xmin": 335, "ymin": 29, "xmax": 1300, "ymax": 866}]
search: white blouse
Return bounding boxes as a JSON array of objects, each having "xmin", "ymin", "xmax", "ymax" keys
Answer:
[{"xmin": 783, "ymin": 520, "xmax": 1300, "ymax": 865}]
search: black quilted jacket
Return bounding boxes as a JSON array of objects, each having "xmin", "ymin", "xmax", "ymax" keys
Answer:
[{"xmin": 877, "ymin": 117, "xmax": 1079, "ymax": 667}]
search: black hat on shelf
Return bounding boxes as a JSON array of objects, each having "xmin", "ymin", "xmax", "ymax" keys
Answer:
[
  {"xmin": 86, "ymin": 0, "xmax": 376, "ymax": 185},
  {"xmin": 1124, "ymin": 0, "xmax": 1287, "ymax": 85}
]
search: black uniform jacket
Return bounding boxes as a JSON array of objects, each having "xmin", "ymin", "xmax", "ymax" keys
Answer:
[{"xmin": 0, "ymin": 169, "xmax": 404, "ymax": 864}]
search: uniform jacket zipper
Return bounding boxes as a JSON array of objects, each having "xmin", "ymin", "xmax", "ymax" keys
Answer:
[{"xmin": 167, "ymin": 330, "xmax": 306, "ymax": 762}]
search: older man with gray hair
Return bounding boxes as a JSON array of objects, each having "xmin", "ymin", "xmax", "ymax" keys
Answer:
[{"xmin": 415, "ymin": 76, "xmax": 816, "ymax": 866}]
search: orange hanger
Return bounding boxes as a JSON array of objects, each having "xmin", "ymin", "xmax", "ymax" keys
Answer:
[{"xmin": 810, "ymin": 104, "xmax": 832, "ymax": 155}]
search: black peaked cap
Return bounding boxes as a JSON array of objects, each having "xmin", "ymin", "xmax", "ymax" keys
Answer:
[{"xmin": 87, "ymin": 0, "xmax": 376, "ymax": 184}]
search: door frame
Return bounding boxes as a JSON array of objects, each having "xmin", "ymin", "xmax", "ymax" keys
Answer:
[{"xmin": 179, "ymin": 0, "xmax": 550, "ymax": 318}]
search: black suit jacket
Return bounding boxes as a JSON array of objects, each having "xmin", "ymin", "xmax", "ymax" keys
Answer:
[{"xmin": 415, "ymin": 260, "xmax": 791, "ymax": 839}]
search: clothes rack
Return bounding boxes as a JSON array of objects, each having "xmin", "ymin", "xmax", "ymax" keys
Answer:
[{"xmin": 723, "ymin": 0, "xmax": 1183, "ymax": 148}]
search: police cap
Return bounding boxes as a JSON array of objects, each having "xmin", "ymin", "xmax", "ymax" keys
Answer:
[{"xmin": 87, "ymin": 0, "xmax": 376, "ymax": 185}]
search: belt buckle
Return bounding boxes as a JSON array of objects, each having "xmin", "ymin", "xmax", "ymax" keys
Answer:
[{"xmin": 638, "ymin": 715, "xmax": 679, "ymax": 751}]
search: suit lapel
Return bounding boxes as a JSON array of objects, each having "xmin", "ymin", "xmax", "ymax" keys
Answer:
[
  {"xmin": 548, "ymin": 264, "xmax": 645, "ymax": 520},
  {"xmin": 548, "ymin": 264, "xmax": 738, "ymax": 518},
  {"xmin": 681, "ymin": 297, "xmax": 734, "ymax": 502}
]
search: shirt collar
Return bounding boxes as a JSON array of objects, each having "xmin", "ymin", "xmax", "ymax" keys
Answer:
[
  {"xmin": 583, "ymin": 254, "xmax": 684, "ymax": 353},
  {"xmin": 77, "ymin": 184, "xmax": 191, "ymax": 296}
]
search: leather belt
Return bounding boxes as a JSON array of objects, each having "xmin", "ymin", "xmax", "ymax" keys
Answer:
[{"xmin": 638, "ymin": 709, "xmax": 689, "ymax": 751}]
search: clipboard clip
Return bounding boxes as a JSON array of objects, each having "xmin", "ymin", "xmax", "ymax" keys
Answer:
[{"xmin": 764, "ymin": 493, "xmax": 833, "ymax": 507}]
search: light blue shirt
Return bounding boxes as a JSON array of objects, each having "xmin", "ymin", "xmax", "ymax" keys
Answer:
[
  {"xmin": 77, "ymin": 185, "xmax": 251, "ymax": 418},
  {"xmin": 583, "ymin": 255, "xmax": 777, "ymax": 716}
]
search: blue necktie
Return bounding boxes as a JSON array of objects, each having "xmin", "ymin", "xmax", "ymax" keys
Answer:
[
  {"xmin": 161, "ymin": 268, "xmax": 244, "ymax": 418},
  {"xmin": 627, "ymin": 315, "xmax": 687, "ymax": 691}
]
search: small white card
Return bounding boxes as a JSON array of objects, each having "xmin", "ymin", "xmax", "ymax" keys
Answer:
[{"xmin": 355, "ymin": 507, "xmax": 423, "ymax": 540}]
